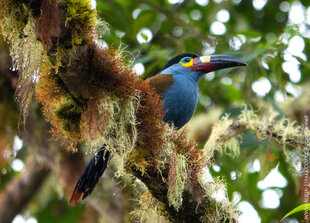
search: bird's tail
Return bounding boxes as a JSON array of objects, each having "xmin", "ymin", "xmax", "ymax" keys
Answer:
[{"xmin": 69, "ymin": 144, "xmax": 110, "ymax": 205}]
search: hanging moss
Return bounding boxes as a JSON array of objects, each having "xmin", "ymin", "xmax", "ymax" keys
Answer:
[
  {"xmin": 0, "ymin": 0, "xmax": 29, "ymax": 38},
  {"xmin": 81, "ymin": 92, "xmax": 139, "ymax": 174},
  {"xmin": 1, "ymin": 0, "xmax": 246, "ymax": 221},
  {"xmin": 131, "ymin": 191, "xmax": 169, "ymax": 223},
  {"xmin": 0, "ymin": 1, "xmax": 43, "ymax": 123},
  {"xmin": 167, "ymin": 153, "xmax": 187, "ymax": 210},
  {"xmin": 239, "ymin": 107, "xmax": 307, "ymax": 152},
  {"xmin": 203, "ymin": 114, "xmax": 240, "ymax": 163}
]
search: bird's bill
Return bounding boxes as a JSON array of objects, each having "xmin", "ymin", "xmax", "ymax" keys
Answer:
[{"xmin": 191, "ymin": 55, "xmax": 247, "ymax": 73}]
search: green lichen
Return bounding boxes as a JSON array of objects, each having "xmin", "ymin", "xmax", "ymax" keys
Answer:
[
  {"xmin": 167, "ymin": 153, "xmax": 187, "ymax": 210},
  {"xmin": 0, "ymin": 1, "xmax": 29, "ymax": 39},
  {"xmin": 239, "ymin": 107, "xmax": 307, "ymax": 153},
  {"xmin": 1, "ymin": 1, "xmax": 43, "ymax": 123},
  {"xmin": 199, "ymin": 176, "xmax": 239, "ymax": 222},
  {"xmin": 155, "ymin": 125, "xmax": 177, "ymax": 171},
  {"xmin": 203, "ymin": 114, "xmax": 240, "ymax": 163},
  {"xmin": 131, "ymin": 192, "xmax": 169, "ymax": 223},
  {"xmin": 87, "ymin": 92, "xmax": 139, "ymax": 175}
]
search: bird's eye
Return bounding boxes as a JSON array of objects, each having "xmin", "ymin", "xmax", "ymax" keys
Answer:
[
  {"xmin": 183, "ymin": 57, "xmax": 191, "ymax": 63},
  {"xmin": 179, "ymin": 57, "xmax": 194, "ymax": 68}
]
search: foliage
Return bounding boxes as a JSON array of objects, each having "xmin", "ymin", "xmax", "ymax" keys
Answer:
[{"xmin": 281, "ymin": 203, "xmax": 310, "ymax": 221}]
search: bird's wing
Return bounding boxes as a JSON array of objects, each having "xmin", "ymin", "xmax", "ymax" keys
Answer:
[{"xmin": 146, "ymin": 74, "xmax": 174, "ymax": 96}]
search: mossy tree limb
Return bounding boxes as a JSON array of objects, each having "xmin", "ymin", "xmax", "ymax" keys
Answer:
[
  {"xmin": 219, "ymin": 110, "xmax": 308, "ymax": 150},
  {"xmin": 4, "ymin": 0, "xmax": 307, "ymax": 222},
  {"xmin": 131, "ymin": 166, "xmax": 236, "ymax": 223},
  {"xmin": 1, "ymin": 1, "xmax": 239, "ymax": 222},
  {"xmin": 0, "ymin": 67, "xmax": 127, "ymax": 222}
]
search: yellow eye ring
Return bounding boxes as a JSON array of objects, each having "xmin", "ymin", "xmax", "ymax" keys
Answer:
[{"xmin": 181, "ymin": 58, "xmax": 193, "ymax": 68}]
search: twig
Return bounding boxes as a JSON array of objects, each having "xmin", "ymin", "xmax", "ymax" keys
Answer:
[{"xmin": 221, "ymin": 120, "xmax": 305, "ymax": 149}]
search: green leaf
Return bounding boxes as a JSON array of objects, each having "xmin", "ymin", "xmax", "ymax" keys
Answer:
[
  {"xmin": 295, "ymin": 56, "xmax": 310, "ymax": 69},
  {"xmin": 141, "ymin": 33, "xmax": 148, "ymax": 42},
  {"xmin": 237, "ymin": 30, "xmax": 261, "ymax": 38},
  {"xmin": 281, "ymin": 203, "xmax": 310, "ymax": 221}
]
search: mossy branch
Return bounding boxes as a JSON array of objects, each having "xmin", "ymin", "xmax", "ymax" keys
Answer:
[
  {"xmin": 1, "ymin": 0, "xmax": 239, "ymax": 222},
  {"xmin": 241, "ymin": 108, "xmax": 307, "ymax": 150},
  {"xmin": 221, "ymin": 120, "xmax": 306, "ymax": 148}
]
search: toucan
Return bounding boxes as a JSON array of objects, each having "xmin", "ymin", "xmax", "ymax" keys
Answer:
[{"xmin": 69, "ymin": 53, "xmax": 247, "ymax": 205}]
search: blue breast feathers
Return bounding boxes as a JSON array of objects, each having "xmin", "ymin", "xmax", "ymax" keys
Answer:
[{"xmin": 162, "ymin": 75, "xmax": 198, "ymax": 129}]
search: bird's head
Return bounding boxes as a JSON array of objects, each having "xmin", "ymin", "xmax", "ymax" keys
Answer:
[{"xmin": 161, "ymin": 53, "xmax": 247, "ymax": 82}]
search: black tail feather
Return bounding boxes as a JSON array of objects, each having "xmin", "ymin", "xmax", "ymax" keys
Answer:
[{"xmin": 69, "ymin": 145, "xmax": 110, "ymax": 205}]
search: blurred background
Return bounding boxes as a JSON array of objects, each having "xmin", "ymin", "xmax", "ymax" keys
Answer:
[{"xmin": 0, "ymin": 0, "xmax": 310, "ymax": 222}]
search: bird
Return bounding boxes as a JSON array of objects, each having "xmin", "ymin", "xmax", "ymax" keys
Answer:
[
  {"xmin": 69, "ymin": 53, "xmax": 247, "ymax": 205},
  {"xmin": 147, "ymin": 53, "xmax": 247, "ymax": 129}
]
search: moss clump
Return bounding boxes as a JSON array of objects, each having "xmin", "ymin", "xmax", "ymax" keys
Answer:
[
  {"xmin": 82, "ymin": 44, "xmax": 166, "ymax": 170},
  {"xmin": 1, "ymin": 1, "xmax": 43, "ymax": 123},
  {"xmin": 203, "ymin": 114, "xmax": 240, "ymax": 162},
  {"xmin": 36, "ymin": 64, "xmax": 84, "ymax": 150},
  {"xmin": 61, "ymin": 0, "xmax": 97, "ymax": 46},
  {"xmin": 64, "ymin": 0, "xmax": 95, "ymax": 26},
  {"xmin": 1, "ymin": 1, "xmax": 242, "ymax": 220},
  {"xmin": 131, "ymin": 191, "xmax": 169, "ymax": 223},
  {"xmin": 55, "ymin": 96, "xmax": 83, "ymax": 133},
  {"xmin": 239, "ymin": 107, "xmax": 307, "ymax": 151}
]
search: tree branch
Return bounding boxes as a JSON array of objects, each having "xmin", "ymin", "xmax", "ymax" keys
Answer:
[
  {"xmin": 221, "ymin": 120, "xmax": 305, "ymax": 149},
  {"xmin": 0, "ymin": 1, "xmax": 239, "ymax": 222}
]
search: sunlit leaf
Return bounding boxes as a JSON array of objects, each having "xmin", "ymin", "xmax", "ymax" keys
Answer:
[
  {"xmin": 281, "ymin": 203, "xmax": 310, "ymax": 221},
  {"xmin": 141, "ymin": 33, "xmax": 149, "ymax": 42}
]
